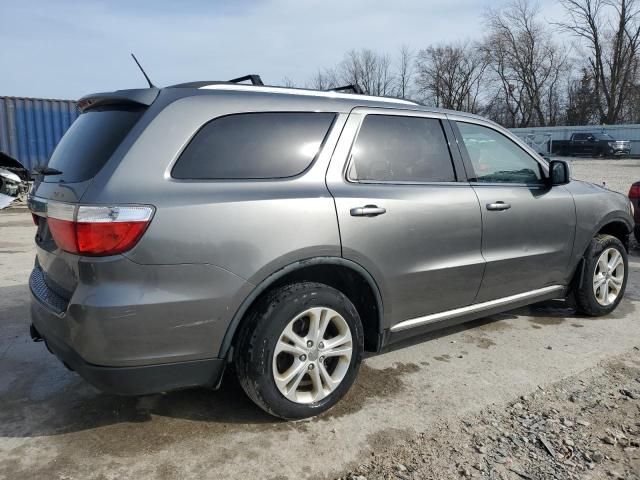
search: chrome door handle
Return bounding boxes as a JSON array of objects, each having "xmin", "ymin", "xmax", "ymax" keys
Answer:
[
  {"xmin": 486, "ymin": 202, "xmax": 511, "ymax": 211},
  {"xmin": 350, "ymin": 205, "xmax": 387, "ymax": 217}
]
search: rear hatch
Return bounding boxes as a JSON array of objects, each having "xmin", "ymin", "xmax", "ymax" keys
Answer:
[{"xmin": 29, "ymin": 89, "xmax": 157, "ymax": 308}]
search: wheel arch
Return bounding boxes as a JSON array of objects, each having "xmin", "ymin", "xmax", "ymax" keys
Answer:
[
  {"xmin": 597, "ymin": 218, "xmax": 632, "ymax": 251},
  {"xmin": 569, "ymin": 215, "xmax": 632, "ymax": 291},
  {"xmin": 219, "ymin": 257, "xmax": 385, "ymax": 360}
]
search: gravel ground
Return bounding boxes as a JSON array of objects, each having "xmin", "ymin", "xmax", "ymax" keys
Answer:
[
  {"xmin": 562, "ymin": 157, "xmax": 640, "ymax": 195},
  {"xmin": 337, "ymin": 349, "xmax": 640, "ymax": 480}
]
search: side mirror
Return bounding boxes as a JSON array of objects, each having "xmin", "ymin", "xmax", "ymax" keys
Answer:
[{"xmin": 548, "ymin": 160, "xmax": 571, "ymax": 186}]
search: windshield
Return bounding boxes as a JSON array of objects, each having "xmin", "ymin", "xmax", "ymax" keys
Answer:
[
  {"xmin": 593, "ymin": 134, "xmax": 615, "ymax": 141},
  {"xmin": 45, "ymin": 106, "xmax": 145, "ymax": 183}
]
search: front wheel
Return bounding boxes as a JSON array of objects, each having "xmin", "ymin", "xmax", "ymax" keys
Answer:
[
  {"xmin": 235, "ymin": 282, "xmax": 364, "ymax": 419},
  {"xmin": 575, "ymin": 234, "xmax": 628, "ymax": 316}
]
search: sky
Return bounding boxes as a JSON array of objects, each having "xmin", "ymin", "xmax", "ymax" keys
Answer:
[{"xmin": 0, "ymin": 0, "xmax": 567, "ymax": 100}]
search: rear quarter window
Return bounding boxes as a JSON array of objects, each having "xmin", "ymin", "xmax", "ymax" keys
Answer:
[
  {"xmin": 172, "ymin": 112, "xmax": 336, "ymax": 179},
  {"xmin": 45, "ymin": 106, "xmax": 145, "ymax": 183}
]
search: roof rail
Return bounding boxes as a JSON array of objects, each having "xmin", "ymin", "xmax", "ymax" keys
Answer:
[
  {"xmin": 228, "ymin": 74, "xmax": 264, "ymax": 86},
  {"xmin": 327, "ymin": 84, "xmax": 363, "ymax": 94}
]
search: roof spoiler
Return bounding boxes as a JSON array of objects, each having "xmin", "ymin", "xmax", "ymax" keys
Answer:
[{"xmin": 77, "ymin": 88, "xmax": 160, "ymax": 112}]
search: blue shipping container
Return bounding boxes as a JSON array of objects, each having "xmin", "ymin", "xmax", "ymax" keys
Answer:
[{"xmin": 0, "ymin": 96, "xmax": 79, "ymax": 171}]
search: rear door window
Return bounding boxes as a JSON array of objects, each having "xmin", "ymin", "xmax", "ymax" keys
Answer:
[
  {"xmin": 347, "ymin": 115, "xmax": 456, "ymax": 183},
  {"xmin": 172, "ymin": 112, "xmax": 336, "ymax": 179},
  {"xmin": 45, "ymin": 106, "xmax": 145, "ymax": 183}
]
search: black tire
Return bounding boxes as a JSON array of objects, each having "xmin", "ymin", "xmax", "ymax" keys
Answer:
[
  {"xmin": 235, "ymin": 281, "xmax": 364, "ymax": 420},
  {"xmin": 634, "ymin": 226, "xmax": 640, "ymax": 245},
  {"xmin": 575, "ymin": 234, "xmax": 628, "ymax": 316}
]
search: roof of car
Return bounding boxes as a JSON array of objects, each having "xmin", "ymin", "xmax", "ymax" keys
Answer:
[
  {"xmin": 195, "ymin": 83, "xmax": 418, "ymax": 107},
  {"xmin": 175, "ymin": 83, "xmax": 489, "ymax": 121},
  {"xmin": 79, "ymin": 82, "xmax": 490, "ymax": 124}
]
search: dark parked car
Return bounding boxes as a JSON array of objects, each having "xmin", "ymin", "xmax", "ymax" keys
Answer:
[
  {"xmin": 552, "ymin": 132, "xmax": 631, "ymax": 157},
  {"xmin": 28, "ymin": 78, "xmax": 634, "ymax": 419},
  {"xmin": 629, "ymin": 181, "xmax": 640, "ymax": 242}
]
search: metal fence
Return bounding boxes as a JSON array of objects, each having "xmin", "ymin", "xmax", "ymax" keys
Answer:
[
  {"xmin": 511, "ymin": 124, "xmax": 640, "ymax": 156},
  {"xmin": 0, "ymin": 96, "xmax": 79, "ymax": 171}
]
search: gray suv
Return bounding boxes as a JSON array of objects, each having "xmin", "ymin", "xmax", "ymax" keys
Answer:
[{"xmin": 28, "ymin": 78, "xmax": 633, "ymax": 419}]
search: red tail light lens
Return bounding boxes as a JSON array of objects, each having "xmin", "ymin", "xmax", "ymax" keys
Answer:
[
  {"xmin": 48, "ymin": 218, "xmax": 78, "ymax": 252},
  {"xmin": 47, "ymin": 203, "xmax": 154, "ymax": 256},
  {"xmin": 76, "ymin": 220, "xmax": 150, "ymax": 255},
  {"xmin": 629, "ymin": 184, "xmax": 640, "ymax": 199}
]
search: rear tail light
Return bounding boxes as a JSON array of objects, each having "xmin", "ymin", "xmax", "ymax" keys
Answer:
[
  {"xmin": 629, "ymin": 184, "xmax": 640, "ymax": 199},
  {"xmin": 47, "ymin": 202, "xmax": 154, "ymax": 256}
]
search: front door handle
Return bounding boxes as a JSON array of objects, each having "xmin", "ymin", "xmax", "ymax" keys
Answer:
[
  {"xmin": 486, "ymin": 202, "xmax": 511, "ymax": 211},
  {"xmin": 350, "ymin": 205, "xmax": 387, "ymax": 217}
]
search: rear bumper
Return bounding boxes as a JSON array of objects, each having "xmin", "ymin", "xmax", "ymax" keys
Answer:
[
  {"xmin": 29, "ymin": 255, "xmax": 251, "ymax": 366},
  {"xmin": 28, "ymin": 257, "xmax": 248, "ymax": 394},
  {"xmin": 30, "ymin": 321, "xmax": 225, "ymax": 395}
]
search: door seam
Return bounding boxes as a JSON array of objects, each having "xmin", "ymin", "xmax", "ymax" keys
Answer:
[{"xmin": 469, "ymin": 184, "xmax": 487, "ymax": 304}]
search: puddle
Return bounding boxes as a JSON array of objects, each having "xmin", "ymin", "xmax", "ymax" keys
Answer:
[
  {"xmin": 462, "ymin": 333, "xmax": 496, "ymax": 349},
  {"xmin": 529, "ymin": 317, "xmax": 565, "ymax": 326},
  {"xmin": 475, "ymin": 320, "xmax": 513, "ymax": 333},
  {"xmin": 323, "ymin": 362, "xmax": 421, "ymax": 419},
  {"xmin": 607, "ymin": 299, "xmax": 635, "ymax": 319},
  {"xmin": 475, "ymin": 337, "xmax": 496, "ymax": 349}
]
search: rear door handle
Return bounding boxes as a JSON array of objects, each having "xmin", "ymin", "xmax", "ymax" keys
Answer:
[
  {"xmin": 350, "ymin": 205, "xmax": 387, "ymax": 217},
  {"xmin": 486, "ymin": 202, "xmax": 511, "ymax": 211}
]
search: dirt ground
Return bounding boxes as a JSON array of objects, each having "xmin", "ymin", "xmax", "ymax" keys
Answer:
[{"xmin": 0, "ymin": 158, "xmax": 639, "ymax": 480}]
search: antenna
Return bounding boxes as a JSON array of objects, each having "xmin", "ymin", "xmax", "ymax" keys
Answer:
[{"xmin": 130, "ymin": 53, "xmax": 156, "ymax": 88}]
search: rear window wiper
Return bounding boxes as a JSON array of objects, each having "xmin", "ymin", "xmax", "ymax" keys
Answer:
[{"xmin": 32, "ymin": 166, "xmax": 63, "ymax": 176}]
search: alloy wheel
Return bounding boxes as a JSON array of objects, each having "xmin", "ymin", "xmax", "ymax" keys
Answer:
[
  {"xmin": 592, "ymin": 247, "xmax": 625, "ymax": 306},
  {"xmin": 272, "ymin": 307, "xmax": 353, "ymax": 404}
]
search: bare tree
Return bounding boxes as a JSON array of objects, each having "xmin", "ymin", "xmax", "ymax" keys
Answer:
[
  {"xmin": 557, "ymin": 0, "xmax": 640, "ymax": 124},
  {"xmin": 279, "ymin": 76, "xmax": 297, "ymax": 88},
  {"xmin": 482, "ymin": 0, "xmax": 570, "ymax": 127},
  {"xmin": 414, "ymin": 42, "xmax": 488, "ymax": 112},
  {"xmin": 307, "ymin": 68, "xmax": 339, "ymax": 90},
  {"xmin": 395, "ymin": 45, "xmax": 414, "ymax": 99},
  {"xmin": 338, "ymin": 49, "xmax": 394, "ymax": 95}
]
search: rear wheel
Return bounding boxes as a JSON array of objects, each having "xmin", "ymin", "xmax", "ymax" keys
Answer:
[
  {"xmin": 634, "ymin": 226, "xmax": 640, "ymax": 244},
  {"xmin": 575, "ymin": 234, "xmax": 628, "ymax": 316},
  {"xmin": 235, "ymin": 282, "xmax": 363, "ymax": 419}
]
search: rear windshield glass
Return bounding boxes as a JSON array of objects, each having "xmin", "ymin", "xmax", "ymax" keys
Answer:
[
  {"xmin": 172, "ymin": 112, "xmax": 336, "ymax": 179},
  {"xmin": 44, "ymin": 106, "xmax": 145, "ymax": 183}
]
